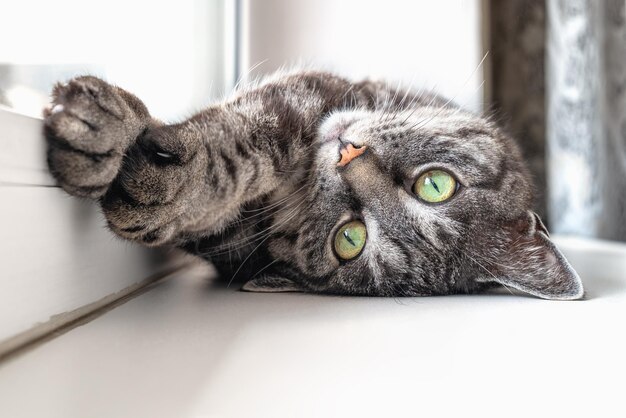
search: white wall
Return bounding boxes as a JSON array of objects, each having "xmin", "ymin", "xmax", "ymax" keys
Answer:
[
  {"xmin": 0, "ymin": 110, "xmax": 177, "ymax": 351},
  {"xmin": 242, "ymin": 0, "xmax": 485, "ymax": 112},
  {"xmin": 0, "ymin": 0, "xmax": 231, "ymax": 120}
]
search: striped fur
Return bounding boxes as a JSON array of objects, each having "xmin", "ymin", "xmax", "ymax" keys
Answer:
[{"xmin": 44, "ymin": 70, "xmax": 583, "ymax": 299}]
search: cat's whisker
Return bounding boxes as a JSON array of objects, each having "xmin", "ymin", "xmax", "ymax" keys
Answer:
[
  {"xmin": 389, "ymin": 75, "xmax": 421, "ymax": 123},
  {"xmin": 250, "ymin": 258, "xmax": 280, "ymax": 280},
  {"xmin": 233, "ymin": 59, "xmax": 269, "ymax": 93},
  {"xmin": 237, "ymin": 171, "xmax": 316, "ymax": 222},
  {"xmin": 237, "ymin": 196, "xmax": 302, "ymax": 226},
  {"xmin": 202, "ymin": 197, "xmax": 310, "ymax": 258},
  {"xmin": 395, "ymin": 90, "xmax": 421, "ymax": 121},
  {"xmin": 461, "ymin": 250, "xmax": 516, "ymax": 296},
  {"xmin": 377, "ymin": 82, "xmax": 393, "ymax": 122},
  {"xmin": 400, "ymin": 87, "xmax": 440, "ymax": 126},
  {"xmin": 203, "ymin": 201, "xmax": 306, "ymax": 257},
  {"xmin": 388, "ymin": 80, "xmax": 405, "ymax": 121},
  {"xmin": 241, "ymin": 183, "xmax": 308, "ymax": 214},
  {"xmin": 462, "ymin": 252, "xmax": 501, "ymax": 287},
  {"xmin": 397, "ymin": 74, "xmax": 416, "ymax": 110},
  {"xmin": 429, "ymin": 80, "xmax": 486, "ymax": 129},
  {"xmin": 233, "ymin": 200, "xmax": 305, "ymax": 236},
  {"xmin": 340, "ymin": 84, "xmax": 355, "ymax": 105},
  {"xmin": 227, "ymin": 200, "xmax": 309, "ymax": 286},
  {"xmin": 383, "ymin": 79, "xmax": 403, "ymax": 123},
  {"xmin": 408, "ymin": 51, "xmax": 490, "ymax": 131},
  {"xmin": 374, "ymin": 87, "xmax": 381, "ymax": 114}
]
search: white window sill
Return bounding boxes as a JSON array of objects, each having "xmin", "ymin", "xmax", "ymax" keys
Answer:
[{"xmin": 0, "ymin": 236, "xmax": 624, "ymax": 417}]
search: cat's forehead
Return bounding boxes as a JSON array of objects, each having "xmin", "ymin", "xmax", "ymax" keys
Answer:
[
  {"xmin": 322, "ymin": 108, "xmax": 501, "ymax": 155},
  {"xmin": 357, "ymin": 107, "xmax": 494, "ymax": 138},
  {"xmin": 324, "ymin": 109, "xmax": 506, "ymax": 185}
]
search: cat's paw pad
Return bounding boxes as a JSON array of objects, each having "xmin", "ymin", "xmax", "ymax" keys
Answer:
[
  {"xmin": 45, "ymin": 76, "xmax": 127, "ymax": 153},
  {"xmin": 44, "ymin": 76, "xmax": 146, "ymax": 198}
]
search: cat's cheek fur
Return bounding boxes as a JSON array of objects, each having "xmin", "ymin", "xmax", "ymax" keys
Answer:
[{"xmin": 475, "ymin": 211, "xmax": 584, "ymax": 300}]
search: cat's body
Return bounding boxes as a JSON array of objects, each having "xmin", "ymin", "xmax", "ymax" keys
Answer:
[{"xmin": 44, "ymin": 70, "xmax": 583, "ymax": 299}]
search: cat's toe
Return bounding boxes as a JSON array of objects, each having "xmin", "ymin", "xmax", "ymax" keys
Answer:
[
  {"xmin": 43, "ymin": 77, "xmax": 138, "ymax": 197},
  {"xmin": 63, "ymin": 76, "xmax": 126, "ymax": 120},
  {"xmin": 46, "ymin": 143, "xmax": 122, "ymax": 198},
  {"xmin": 45, "ymin": 78, "xmax": 124, "ymax": 154}
]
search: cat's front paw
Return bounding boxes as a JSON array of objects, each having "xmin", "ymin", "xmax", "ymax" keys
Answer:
[{"xmin": 44, "ymin": 76, "xmax": 150, "ymax": 198}]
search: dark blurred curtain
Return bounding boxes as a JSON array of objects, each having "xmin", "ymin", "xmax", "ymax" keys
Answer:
[
  {"xmin": 490, "ymin": 0, "xmax": 547, "ymax": 217},
  {"xmin": 490, "ymin": 0, "xmax": 626, "ymax": 242}
]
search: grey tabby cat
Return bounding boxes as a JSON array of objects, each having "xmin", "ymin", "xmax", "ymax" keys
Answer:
[{"xmin": 44, "ymin": 70, "xmax": 583, "ymax": 300}]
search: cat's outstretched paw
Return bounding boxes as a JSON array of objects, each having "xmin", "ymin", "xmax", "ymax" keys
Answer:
[{"xmin": 44, "ymin": 76, "xmax": 150, "ymax": 198}]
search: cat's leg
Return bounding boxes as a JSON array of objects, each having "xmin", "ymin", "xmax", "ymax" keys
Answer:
[
  {"xmin": 45, "ymin": 76, "xmax": 214, "ymax": 246},
  {"xmin": 45, "ymin": 76, "xmax": 278, "ymax": 247}
]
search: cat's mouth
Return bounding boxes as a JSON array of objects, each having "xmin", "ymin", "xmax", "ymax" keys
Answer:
[
  {"xmin": 316, "ymin": 110, "xmax": 371, "ymax": 172},
  {"xmin": 321, "ymin": 121, "xmax": 353, "ymax": 144}
]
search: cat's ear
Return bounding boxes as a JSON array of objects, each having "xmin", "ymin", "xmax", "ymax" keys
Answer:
[
  {"xmin": 477, "ymin": 211, "xmax": 584, "ymax": 300},
  {"xmin": 241, "ymin": 275, "xmax": 306, "ymax": 293}
]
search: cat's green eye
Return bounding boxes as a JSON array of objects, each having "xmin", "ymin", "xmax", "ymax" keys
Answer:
[
  {"xmin": 413, "ymin": 170, "xmax": 457, "ymax": 203},
  {"xmin": 334, "ymin": 220, "xmax": 367, "ymax": 260}
]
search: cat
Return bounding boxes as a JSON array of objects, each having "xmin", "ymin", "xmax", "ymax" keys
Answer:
[{"xmin": 44, "ymin": 70, "xmax": 583, "ymax": 299}]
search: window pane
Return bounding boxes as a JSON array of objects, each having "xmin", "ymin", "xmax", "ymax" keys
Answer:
[{"xmin": 0, "ymin": 0, "xmax": 232, "ymax": 120}]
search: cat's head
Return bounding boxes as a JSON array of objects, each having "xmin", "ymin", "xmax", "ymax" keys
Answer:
[{"xmin": 244, "ymin": 106, "xmax": 583, "ymax": 300}]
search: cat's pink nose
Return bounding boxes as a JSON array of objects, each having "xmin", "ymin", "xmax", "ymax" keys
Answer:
[{"xmin": 337, "ymin": 144, "xmax": 367, "ymax": 167}]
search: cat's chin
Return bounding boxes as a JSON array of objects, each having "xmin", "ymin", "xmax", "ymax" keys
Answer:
[
  {"xmin": 317, "ymin": 110, "xmax": 369, "ymax": 144},
  {"xmin": 315, "ymin": 110, "xmax": 372, "ymax": 174}
]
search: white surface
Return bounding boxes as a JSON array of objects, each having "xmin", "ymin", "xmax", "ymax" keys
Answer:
[
  {"xmin": 0, "ymin": 236, "xmax": 624, "ymax": 418},
  {"xmin": 0, "ymin": 109, "xmax": 170, "ymax": 344},
  {"xmin": 242, "ymin": 0, "xmax": 485, "ymax": 112},
  {"xmin": 0, "ymin": 109, "xmax": 53, "ymax": 186},
  {"xmin": 0, "ymin": 187, "xmax": 167, "ymax": 343}
]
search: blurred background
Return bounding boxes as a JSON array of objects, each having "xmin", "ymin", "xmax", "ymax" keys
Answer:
[{"xmin": 1, "ymin": 0, "xmax": 624, "ymax": 241}]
